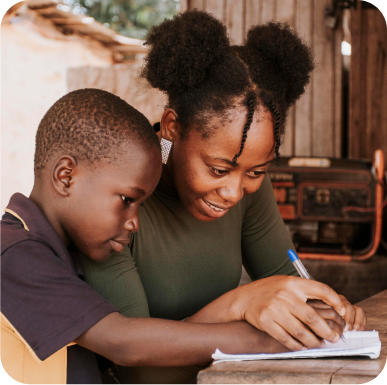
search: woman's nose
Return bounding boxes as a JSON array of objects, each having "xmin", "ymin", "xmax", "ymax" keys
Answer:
[{"xmin": 217, "ymin": 179, "xmax": 244, "ymax": 204}]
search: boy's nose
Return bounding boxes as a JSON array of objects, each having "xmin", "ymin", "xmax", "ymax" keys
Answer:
[{"xmin": 124, "ymin": 213, "xmax": 140, "ymax": 233}]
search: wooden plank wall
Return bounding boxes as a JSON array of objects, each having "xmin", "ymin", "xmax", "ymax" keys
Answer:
[
  {"xmin": 181, "ymin": 0, "xmax": 343, "ymax": 157},
  {"xmin": 349, "ymin": 3, "xmax": 387, "ymax": 163}
]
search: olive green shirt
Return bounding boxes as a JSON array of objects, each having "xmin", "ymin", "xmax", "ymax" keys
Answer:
[{"xmin": 80, "ymin": 175, "xmax": 297, "ymax": 320}]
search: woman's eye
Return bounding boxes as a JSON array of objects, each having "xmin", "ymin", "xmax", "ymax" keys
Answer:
[
  {"xmin": 246, "ymin": 171, "xmax": 265, "ymax": 178},
  {"xmin": 211, "ymin": 167, "xmax": 228, "ymax": 176}
]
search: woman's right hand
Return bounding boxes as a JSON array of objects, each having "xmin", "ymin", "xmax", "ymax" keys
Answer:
[
  {"xmin": 231, "ymin": 275, "xmax": 345, "ymax": 351},
  {"xmin": 188, "ymin": 275, "xmax": 346, "ymax": 351}
]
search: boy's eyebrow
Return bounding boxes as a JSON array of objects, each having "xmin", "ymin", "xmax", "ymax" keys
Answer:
[{"xmin": 127, "ymin": 187, "xmax": 146, "ymax": 196}]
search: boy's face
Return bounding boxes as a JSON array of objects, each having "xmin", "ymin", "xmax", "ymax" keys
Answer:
[{"xmin": 62, "ymin": 144, "xmax": 161, "ymax": 262}]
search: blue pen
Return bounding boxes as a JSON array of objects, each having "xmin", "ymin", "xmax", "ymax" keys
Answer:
[
  {"xmin": 287, "ymin": 249, "xmax": 346, "ymax": 343},
  {"xmin": 287, "ymin": 249, "xmax": 310, "ymax": 279}
]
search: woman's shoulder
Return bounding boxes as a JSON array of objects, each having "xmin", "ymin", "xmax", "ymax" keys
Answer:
[{"xmin": 242, "ymin": 175, "xmax": 273, "ymax": 208}]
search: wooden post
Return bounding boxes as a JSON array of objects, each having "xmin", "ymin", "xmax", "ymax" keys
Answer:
[
  {"xmin": 349, "ymin": 0, "xmax": 387, "ymax": 162},
  {"xmin": 295, "ymin": 0, "xmax": 313, "ymax": 156}
]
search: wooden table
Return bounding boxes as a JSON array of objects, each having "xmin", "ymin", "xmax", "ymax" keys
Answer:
[{"xmin": 197, "ymin": 289, "xmax": 387, "ymax": 384}]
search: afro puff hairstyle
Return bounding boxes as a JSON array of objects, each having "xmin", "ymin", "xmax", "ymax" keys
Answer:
[{"xmin": 142, "ymin": 10, "xmax": 314, "ymax": 163}]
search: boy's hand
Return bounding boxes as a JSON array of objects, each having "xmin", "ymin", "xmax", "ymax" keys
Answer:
[
  {"xmin": 307, "ymin": 296, "xmax": 366, "ymax": 334},
  {"xmin": 307, "ymin": 299, "xmax": 345, "ymax": 339}
]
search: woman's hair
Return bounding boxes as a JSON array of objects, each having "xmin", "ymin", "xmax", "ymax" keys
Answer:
[{"xmin": 141, "ymin": 10, "xmax": 314, "ymax": 164}]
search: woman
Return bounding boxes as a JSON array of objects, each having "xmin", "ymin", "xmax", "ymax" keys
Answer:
[{"xmin": 80, "ymin": 10, "xmax": 365, "ymax": 383}]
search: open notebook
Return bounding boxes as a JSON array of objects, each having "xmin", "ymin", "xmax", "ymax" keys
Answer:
[{"xmin": 212, "ymin": 331, "xmax": 381, "ymax": 364}]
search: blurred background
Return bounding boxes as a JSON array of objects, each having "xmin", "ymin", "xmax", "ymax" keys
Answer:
[{"xmin": 1, "ymin": 0, "xmax": 387, "ymax": 301}]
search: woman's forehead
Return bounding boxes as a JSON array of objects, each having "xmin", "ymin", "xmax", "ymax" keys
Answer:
[{"xmin": 186, "ymin": 108, "xmax": 275, "ymax": 166}]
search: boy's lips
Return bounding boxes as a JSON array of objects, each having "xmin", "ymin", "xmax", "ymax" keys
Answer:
[{"xmin": 110, "ymin": 239, "xmax": 130, "ymax": 253}]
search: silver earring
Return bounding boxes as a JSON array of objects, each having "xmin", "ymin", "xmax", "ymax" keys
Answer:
[{"xmin": 160, "ymin": 138, "xmax": 172, "ymax": 164}]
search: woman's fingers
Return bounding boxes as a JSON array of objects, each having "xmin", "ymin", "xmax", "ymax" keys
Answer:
[
  {"xmin": 307, "ymin": 301, "xmax": 345, "ymax": 327},
  {"xmin": 238, "ymin": 276, "xmax": 350, "ymax": 349},
  {"xmin": 338, "ymin": 295, "xmax": 366, "ymax": 332},
  {"xmin": 263, "ymin": 321, "xmax": 306, "ymax": 351},
  {"xmin": 279, "ymin": 315, "xmax": 325, "ymax": 349},
  {"xmin": 293, "ymin": 303, "xmax": 341, "ymax": 343},
  {"xmin": 295, "ymin": 279, "xmax": 345, "ymax": 317},
  {"xmin": 306, "ymin": 299, "xmax": 332, "ymax": 310},
  {"xmin": 362, "ymin": 314, "xmax": 367, "ymax": 330},
  {"xmin": 312, "ymin": 308, "xmax": 346, "ymax": 331},
  {"xmin": 353, "ymin": 306, "xmax": 366, "ymax": 330},
  {"xmin": 325, "ymin": 320, "xmax": 344, "ymax": 337}
]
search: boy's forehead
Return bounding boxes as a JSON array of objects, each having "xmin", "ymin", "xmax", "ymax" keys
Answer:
[{"xmin": 79, "ymin": 144, "xmax": 161, "ymax": 187}]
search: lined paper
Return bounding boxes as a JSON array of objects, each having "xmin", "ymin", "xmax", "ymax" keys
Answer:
[{"xmin": 212, "ymin": 331, "xmax": 381, "ymax": 364}]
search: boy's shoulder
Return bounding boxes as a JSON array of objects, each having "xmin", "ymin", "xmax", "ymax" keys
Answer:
[
  {"xmin": 1, "ymin": 193, "xmax": 116, "ymax": 377},
  {"xmin": 1, "ymin": 193, "xmax": 78, "ymax": 271},
  {"xmin": 1, "ymin": 211, "xmax": 54, "ymax": 257}
]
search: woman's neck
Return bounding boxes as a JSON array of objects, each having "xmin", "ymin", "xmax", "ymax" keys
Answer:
[{"xmin": 160, "ymin": 163, "xmax": 176, "ymax": 189}]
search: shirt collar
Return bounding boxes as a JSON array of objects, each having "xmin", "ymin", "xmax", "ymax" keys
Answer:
[{"xmin": 5, "ymin": 193, "xmax": 77, "ymax": 272}]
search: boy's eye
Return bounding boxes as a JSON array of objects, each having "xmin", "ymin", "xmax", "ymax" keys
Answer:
[
  {"xmin": 121, "ymin": 196, "xmax": 133, "ymax": 205},
  {"xmin": 211, "ymin": 167, "xmax": 228, "ymax": 176}
]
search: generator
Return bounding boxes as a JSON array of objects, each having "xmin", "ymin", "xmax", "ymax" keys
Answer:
[{"xmin": 268, "ymin": 150, "xmax": 385, "ymax": 261}]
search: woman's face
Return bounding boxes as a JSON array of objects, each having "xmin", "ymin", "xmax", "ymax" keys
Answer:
[{"xmin": 164, "ymin": 106, "xmax": 276, "ymax": 222}]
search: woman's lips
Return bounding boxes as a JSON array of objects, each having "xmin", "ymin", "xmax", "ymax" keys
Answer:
[
  {"xmin": 200, "ymin": 198, "xmax": 230, "ymax": 218},
  {"xmin": 110, "ymin": 240, "xmax": 125, "ymax": 253}
]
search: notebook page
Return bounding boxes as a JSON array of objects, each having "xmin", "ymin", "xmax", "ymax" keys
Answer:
[{"xmin": 212, "ymin": 331, "xmax": 381, "ymax": 364}]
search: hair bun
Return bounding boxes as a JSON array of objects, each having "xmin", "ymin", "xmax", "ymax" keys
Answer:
[
  {"xmin": 244, "ymin": 22, "xmax": 314, "ymax": 108},
  {"xmin": 142, "ymin": 10, "xmax": 231, "ymax": 95}
]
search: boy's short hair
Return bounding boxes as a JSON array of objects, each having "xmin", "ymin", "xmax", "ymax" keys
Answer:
[{"xmin": 34, "ymin": 88, "xmax": 160, "ymax": 175}]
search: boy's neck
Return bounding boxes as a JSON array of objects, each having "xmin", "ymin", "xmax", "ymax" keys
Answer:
[{"xmin": 29, "ymin": 184, "xmax": 71, "ymax": 248}]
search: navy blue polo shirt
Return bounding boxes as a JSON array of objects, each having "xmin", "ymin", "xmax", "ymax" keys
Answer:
[{"xmin": 1, "ymin": 193, "xmax": 117, "ymax": 383}]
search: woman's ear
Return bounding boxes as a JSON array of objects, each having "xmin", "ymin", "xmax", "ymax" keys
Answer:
[
  {"xmin": 51, "ymin": 156, "xmax": 77, "ymax": 196},
  {"xmin": 160, "ymin": 108, "xmax": 180, "ymax": 142}
]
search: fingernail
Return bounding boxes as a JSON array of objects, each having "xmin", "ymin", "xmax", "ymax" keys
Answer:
[
  {"xmin": 333, "ymin": 333, "xmax": 340, "ymax": 343},
  {"xmin": 339, "ymin": 306, "xmax": 346, "ymax": 316},
  {"xmin": 354, "ymin": 325, "xmax": 358, "ymax": 331},
  {"xmin": 320, "ymin": 341, "xmax": 326, "ymax": 348},
  {"xmin": 343, "ymin": 324, "xmax": 349, "ymax": 332},
  {"xmin": 301, "ymin": 347, "xmax": 308, "ymax": 351}
]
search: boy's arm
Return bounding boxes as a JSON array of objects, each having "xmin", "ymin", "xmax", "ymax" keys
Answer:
[{"xmin": 75, "ymin": 312, "xmax": 289, "ymax": 367}]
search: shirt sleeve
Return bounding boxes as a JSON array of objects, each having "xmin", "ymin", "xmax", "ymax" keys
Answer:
[
  {"xmin": 241, "ymin": 175, "xmax": 299, "ymax": 280},
  {"xmin": 79, "ymin": 245, "xmax": 150, "ymax": 318},
  {"xmin": 1, "ymin": 241, "xmax": 116, "ymax": 361}
]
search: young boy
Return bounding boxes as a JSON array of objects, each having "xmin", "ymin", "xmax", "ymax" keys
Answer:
[{"xmin": 2, "ymin": 89, "xmax": 300, "ymax": 384}]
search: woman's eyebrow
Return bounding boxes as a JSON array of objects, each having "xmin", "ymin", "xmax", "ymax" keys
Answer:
[
  {"xmin": 213, "ymin": 157, "xmax": 274, "ymax": 168},
  {"xmin": 213, "ymin": 157, "xmax": 234, "ymax": 166},
  {"xmin": 252, "ymin": 158, "xmax": 274, "ymax": 168}
]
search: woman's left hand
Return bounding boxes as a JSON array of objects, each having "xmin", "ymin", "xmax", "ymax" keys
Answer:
[
  {"xmin": 308, "ymin": 295, "xmax": 366, "ymax": 332},
  {"xmin": 339, "ymin": 295, "xmax": 366, "ymax": 331}
]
